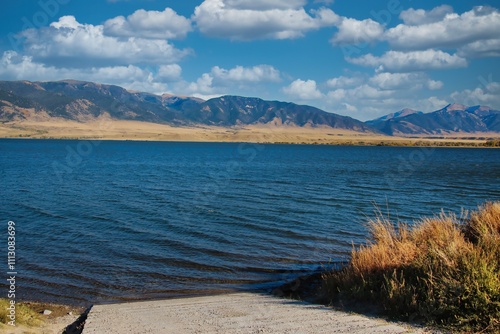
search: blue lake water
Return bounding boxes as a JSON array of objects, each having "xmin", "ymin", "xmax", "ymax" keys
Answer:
[{"xmin": 0, "ymin": 139, "xmax": 499, "ymax": 305}]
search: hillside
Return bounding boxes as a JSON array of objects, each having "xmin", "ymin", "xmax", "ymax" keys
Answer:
[
  {"xmin": 0, "ymin": 80, "xmax": 373, "ymax": 132},
  {"xmin": 367, "ymin": 103, "xmax": 500, "ymax": 136},
  {"xmin": 2, "ymin": 80, "xmax": 499, "ymax": 137}
]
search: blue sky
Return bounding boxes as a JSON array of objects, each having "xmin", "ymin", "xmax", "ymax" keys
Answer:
[{"xmin": 1, "ymin": 0, "xmax": 499, "ymax": 120}]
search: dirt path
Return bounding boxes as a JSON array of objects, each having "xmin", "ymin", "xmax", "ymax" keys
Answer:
[{"xmin": 82, "ymin": 293, "xmax": 429, "ymax": 334}]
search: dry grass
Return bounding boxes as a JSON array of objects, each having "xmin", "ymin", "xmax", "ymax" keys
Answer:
[
  {"xmin": 0, "ymin": 119, "xmax": 498, "ymax": 146},
  {"xmin": 323, "ymin": 202, "xmax": 500, "ymax": 332},
  {"xmin": 0, "ymin": 298, "xmax": 44, "ymax": 327}
]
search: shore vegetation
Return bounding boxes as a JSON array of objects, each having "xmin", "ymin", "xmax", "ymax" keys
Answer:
[{"xmin": 323, "ymin": 202, "xmax": 500, "ymax": 332}]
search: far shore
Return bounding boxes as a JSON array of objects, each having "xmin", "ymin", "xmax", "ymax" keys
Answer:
[{"xmin": 1, "ymin": 119, "xmax": 499, "ymax": 147}]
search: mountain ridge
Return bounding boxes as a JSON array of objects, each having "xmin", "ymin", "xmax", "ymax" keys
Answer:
[
  {"xmin": 0, "ymin": 80, "xmax": 374, "ymax": 133},
  {"xmin": 1, "ymin": 80, "xmax": 499, "ymax": 136},
  {"xmin": 367, "ymin": 103, "xmax": 500, "ymax": 136}
]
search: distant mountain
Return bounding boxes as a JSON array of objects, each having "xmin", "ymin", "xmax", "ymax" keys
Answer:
[
  {"xmin": 0, "ymin": 80, "xmax": 375, "ymax": 132},
  {"xmin": 367, "ymin": 103, "xmax": 500, "ymax": 135},
  {"xmin": 183, "ymin": 95, "xmax": 372, "ymax": 131},
  {"xmin": 368, "ymin": 108, "xmax": 423, "ymax": 122}
]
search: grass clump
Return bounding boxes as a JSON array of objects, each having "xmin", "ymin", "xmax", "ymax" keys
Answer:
[
  {"xmin": 0, "ymin": 299, "xmax": 44, "ymax": 327},
  {"xmin": 484, "ymin": 140, "xmax": 500, "ymax": 147},
  {"xmin": 323, "ymin": 202, "xmax": 500, "ymax": 332}
]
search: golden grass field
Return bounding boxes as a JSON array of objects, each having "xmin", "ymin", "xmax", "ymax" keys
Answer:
[{"xmin": 0, "ymin": 118, "xmax": 499, "ymax": 146}]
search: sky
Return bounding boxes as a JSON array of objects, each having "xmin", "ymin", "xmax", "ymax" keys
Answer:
[{"xmin": 1, "ymin": 0, "xmax": 500, "ymax": 120}]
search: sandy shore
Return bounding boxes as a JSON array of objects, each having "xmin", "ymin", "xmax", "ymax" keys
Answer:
[
  {"xmin": 1, "ymin": 119, "xmax": 497, "ymax": 146},
  {"xmin": 82, "ymin": 292, "xmax": 429, "ymax": 334}
]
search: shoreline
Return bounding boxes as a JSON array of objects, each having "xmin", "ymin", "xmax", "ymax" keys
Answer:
[
  {"xmin": 0, "ymin": 119, "xmax": 498, "ymax": 148},
  {"xmin": 0, "ymin": 270, "xmax": 425, "ymax": 334},
  {"xmin": 2, "ymin": 136, "xmax": 499, "ymax": 149}
]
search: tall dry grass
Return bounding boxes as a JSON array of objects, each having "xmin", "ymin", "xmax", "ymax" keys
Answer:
[{"xmin": 323, "ymin": 202, "xmax": 500, "ymax": 332}]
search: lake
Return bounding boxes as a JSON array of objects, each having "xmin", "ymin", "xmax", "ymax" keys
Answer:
[{"xmin": 1, "ymin": 139, "xmax": 499, "ymax": 305}]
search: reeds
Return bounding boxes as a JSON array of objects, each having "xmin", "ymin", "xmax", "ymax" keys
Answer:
[{"xmin": 323, "ymin": 202, "xmax": 500, "ymax": 332}]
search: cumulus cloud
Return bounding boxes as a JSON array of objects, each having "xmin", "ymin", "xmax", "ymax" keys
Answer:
[
  {"xmin": 186, "ymin": 73, "xmax": 217, "ymax": 97},
  {"xmin": 326, "ymin": 75, "xmax": 363, "ymax": 88},
  {"xmin": 347, "ymin": 50, "xmax": 468, "ymax": 72},
  {"xmin": 450, "ymin": 81, "xmax": 500, "ymax": 107},
  {"xmin": 224, "ymin": 0, "xmax": 306, "ymax": 10},
  {"xmin": 399, "ymin": 5, "xmax": 454, "ymax": 26},
  {"xmin": 182, "ymin": 64, "xmax": 281, "ymax": 98},
  {"xmin": 283, "ymin": 79, "xmax": 323, "ymax": 99},
  {"xmin": 339, "ymin": 84, "xmax": 393, "ymax": 99},
  {"xmin": 369, "ymin": 72, "xmax": 443, "ymax": 91},
  {"xmin": 458, "ymin": 38, "xmax": 500, "ymax": 58},
  {"xmin": 330, "ymin": 17, "xmax": 384, "ymax": 45},
  {"xmin": 386, "ymin": 6, "xmax": 500, "ymax": 51},
  {"xmin": 192, "ymin": 0, "xmax": 340, "ymax": 40},
  {"xmin": 314, "ymin": 0, "xmax": 334, "ymax": 4},
  {"xmin": 19, "ymin": 16, "xmax": 191, "ymax": 68},
  {"xmin": 103, "ymin": 8, "xmax": 192, "ymax": 40},
  {"xmin": 211, "ymin": 65, "xmax": 280, "ymax": 82},
  {"xmin": 325, "ymin": 72, "xmax": 442, "ymax": 102},
  {"xmin": 0, "ymin": 51, "xmax": 63, "ymax": 81},
  {"xmin": 157, "ymin": 64, "xmax": 182, "ymax": 81}
]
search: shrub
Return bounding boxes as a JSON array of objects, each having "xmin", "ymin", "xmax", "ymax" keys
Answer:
[{"xmin": 322, "ymin": 202, "xmax": 500, "ymax": 332}]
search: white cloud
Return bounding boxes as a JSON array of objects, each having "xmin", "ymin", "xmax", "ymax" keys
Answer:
[
  {"xmin": 341, "ymin": 102, "xmax": 357, "ymax": 112},
  {"xmin": 369, "ymin": 72, "xmax": 443, "ymax": 91},
  {"xmin": 192, "ymin": 0, "xmax": 339, "ymax": 40},
  {"xmin": 225, "ymin": 0, "xmax": 306, "ymax": 10},
  {"xmin": 157, "ymin": 64, "xmax": 182, "ymax": 81},
  {"xmin": 283, "ymin": 79, "xmax": 323, "ymax": 99},
  {"xmin": 103, "ymin": 8, "xmax": 192, "ymax": 40},
  {"xmin": 326, "ymin": 88, "xmax": 346, "ymax": 100},
  {"xmin": 0, "ymin": 51, "xmax": 62, "ymax": 81},
  {"xmin": 347, "ymin": 50, "xmax": 468, "ymax": 72},
  {"xmin": 450, "ymin": 81, "xmax": 500, "ymax": 107},
  {"xmin": 331, "ymin": 17, "xmax": 384, "ymax": 45},
  {"xmin": 181, "ymin": 64, "xmax": 281, "ymax": 97},
  {"xmin": 386, "ymin": 6, "xmax": 500, "ymax": 51},
  {"xmin": 458, "ymin": 38, "xmax": 500, "ymax": 58},
  {"xmin": 211, "ymin": 65, "xmax": 280, "ymax": 82},
  {"xmin": 399, "ymin": 5, "xmax": 454, "ymax": 26},
  {"xmin": 19, "ymin": 16, "xmax": 191, "ymax": 67},
  {"xmin": 326, "ymin": 75, "xmax": 363, "ymax": 88},
  {"xmin": 314, "ymin": 0, "xmax": 334, "ymax": 4},
  {"xmin": 427, "ymin": 80, "xmax": 444, "ymax": 90},
  {"xmin": 186, "ymin": 73, "xmax": 216, "ymax": 95},
  {"xmin": 347, "ymin": 84, "xmax": 394, "ymax": 99}
]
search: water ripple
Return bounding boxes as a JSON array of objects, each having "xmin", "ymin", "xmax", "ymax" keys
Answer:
[{"xmin": 0, "ymin": 140, "xmax": 498, "ymax": 305}]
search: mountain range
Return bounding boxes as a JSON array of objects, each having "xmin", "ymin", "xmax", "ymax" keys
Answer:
[
  {"xmin": 1, "ymin": 80, "xmax": 499, "ymax": 136},
  {"xmin": 0, "ymin": 80, "xmax": 371, "ymax": 132},
  {"xmin": 367, "ymin": 104, "xmax": 500, "ymax": 135}
]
